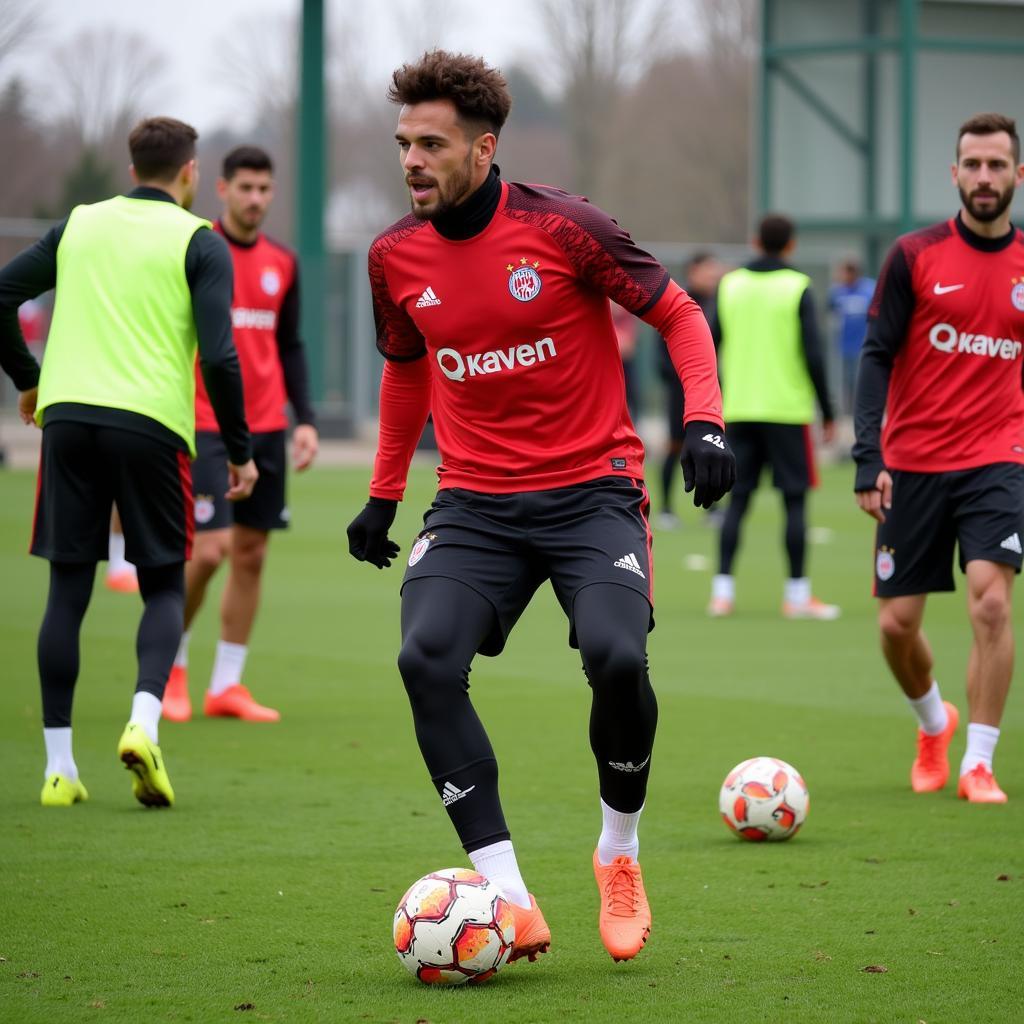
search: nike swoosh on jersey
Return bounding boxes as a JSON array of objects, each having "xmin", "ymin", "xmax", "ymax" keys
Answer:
[{"xmin": 933, "ymin": 282, "xmax": 965, "ymax": 295}]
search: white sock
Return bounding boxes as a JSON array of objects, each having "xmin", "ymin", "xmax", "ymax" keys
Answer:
[
  {"xmin": 597, "ymin": 798, "xmax": 642, "ymax": 865},
  {"xmin": 208, "ymin": 641, "xmax": 247, "ymax": 696},
  {"xmin": 960, "ymin": 723, "xmax": 1000, "ymax": 775},
  {"xmin": 107, "ymin": 531, "xmax": 135, "ymax": 576},
  {"xmin": 712, "ymin": 574, "xmax": 735, "ymax": 602},
  {"xmin": 469, "ymin": 840, "xmax": 531, "ymax": 908},
  {"xmin": 174, "ymin": 630, "xmax": 191, "ymax": 669},
  {"xmin": 907, "ymin": 681, "xmax": 948, "ymax": 736},
  {"xmin": 785, "ymin": 577, "xmax": 811, "ymax": 606},
  {"xmin": 129, "ymin": 692, "xmax": 162, "ymax": 744},
  {"xmin": 43, "ymin": 727, "xmax": 78, "ymax": 781}
]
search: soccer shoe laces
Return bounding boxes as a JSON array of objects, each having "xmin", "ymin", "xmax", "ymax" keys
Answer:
[
  {"xmin": 916, "ymin": 729, "xmax": 946, "ymax": 770},
  {"xmin": 602, "ymin": 859, "xmax": 641, "ymax": 917}
]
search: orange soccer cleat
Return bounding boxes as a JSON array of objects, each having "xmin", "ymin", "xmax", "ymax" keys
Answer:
[
  {"xmin": 507, "ymin": 894, "xmax": 551, "ymax": 963},
  {"xmin": 105, "ymin": 569, "xmax": 139, "ymax": 594},
  {"xmin": 161, "ymin": 665, "xmax": 192, "ymax": 723},
  {"xmin": 911, "ymin": 701, "xmax": 959, "ymax": 793},
  {"xmin": 707, "ymin": 597, "xmax": 735, "ymax": 618},
  {"xmin": 204, "ymin": 684, "xmax": 280, "ymax": 722},
  {"xmin": 957, "ymin": 764, "xmax": 1008, "ymax": 804},
  {"xmin": 593, "ymin": 850, "xmax": 651, "ymax": 962},
  {"xmin": 782, "ymin": 596, "xmax": 840, "ymax": 620}
]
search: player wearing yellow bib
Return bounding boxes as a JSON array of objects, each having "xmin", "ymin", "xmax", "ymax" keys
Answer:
[
  {"xmin": 708, "ymin": 215, "xmax": 838, "ymax": 619},
  {"xmin": 0, "ymin": 117, "xmax": 257, "ymax": 808}
]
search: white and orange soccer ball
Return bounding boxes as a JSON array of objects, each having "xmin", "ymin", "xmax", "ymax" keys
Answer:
[
  {"xmin": 393, "ymin": 868, "xmax": 515, "ymax": 984},
  {"xmin": 718, "ymin": 756, "xmax": 809, "ymax": 841}
]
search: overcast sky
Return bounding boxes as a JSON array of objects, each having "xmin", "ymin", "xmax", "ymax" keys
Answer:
[{"xmin": 5, "ymin": 0, "xmax": 544, "ymax": 132}]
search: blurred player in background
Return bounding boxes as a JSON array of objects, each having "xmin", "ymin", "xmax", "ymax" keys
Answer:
[
  {"xmin": 708, "ymin": 215, "xmax": 837, "ymax": 619},
  {"xmin": 162, "ymin": 146, "xmax": 318, "ymax": 724},
  {"xmin": 829, "ymin": 257, "xmax": 875, "ymax": 417},
  {"xmin": 656, "ymin": 252, "xmax": 723, "ymax": 528},
  {"xmin": 0, "ymin": 117, "xmax": 255, "ymax": 807},
  {"xmin": 347, "ymin": 51, "xmax": 734, "ymax": 965},
  {"xmin": 106, "ymin": 509, "xmax": 139, "ymax": 592},
  {"xmin": 854, "ymin": 112, "xmax": 1024, "ymax": 803}
]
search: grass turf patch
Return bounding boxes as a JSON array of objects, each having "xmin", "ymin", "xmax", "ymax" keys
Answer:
[{"xmin": 0, "ymin": 463, "xmax": 1022, "ymax": 1023}]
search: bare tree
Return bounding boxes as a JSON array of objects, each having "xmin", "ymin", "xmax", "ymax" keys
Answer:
[
  {"xmin": 0, "ymin": 0, "xmax": 41, "ymax": 71},
  {"xmin": 532, "ymin": 0, "xmax": 675, "ymax": 196},
  {"xmin": 49, "ymin": 28, "xmax": 168, "ymax": 147}
]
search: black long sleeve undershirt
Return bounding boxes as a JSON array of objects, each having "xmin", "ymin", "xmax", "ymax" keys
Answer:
[{"xmin": 0, "ymin": 187, "xmax": 252, "ymax": 463}]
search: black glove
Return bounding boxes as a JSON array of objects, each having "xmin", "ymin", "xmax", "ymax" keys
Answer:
[
  {"xmin": 681, "ymin": 421, "xmax": 736, "ymax": 509},
  {"xmin": 346, "ymin": 497, "xmax": 400, "ymax": 569}
]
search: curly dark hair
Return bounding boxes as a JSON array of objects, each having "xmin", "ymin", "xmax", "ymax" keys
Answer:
[
  {"xmin": 388, "ymin": 50, "xmax": 511, "ymax": 137},
  {"xmin": 957, "ymin": 112, "xmax": 1020, "ymax": 163}
]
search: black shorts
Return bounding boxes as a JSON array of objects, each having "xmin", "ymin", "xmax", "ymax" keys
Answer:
[
  {"xmin": 873, "ymin": 463, "xmax": 1024, "ymax": 597},
  {"xmin": 728, "ymin": 422, "xmax": 817, "ymax": 497},
  {"xmin": 192, "ymin": 430, "xmax": 289, "ymax": 532},
  {"xmin": 402, "ymin": 476, "xmax": 654, "ymax": 656},
  {"xmin": 32, "ymin": 420, "xmax": 193, "ymax": 567}
]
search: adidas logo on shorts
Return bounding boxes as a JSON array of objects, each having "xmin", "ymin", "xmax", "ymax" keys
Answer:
[
  {"xmin": 1000, "ymin": 532, "xmax": 1022, "ymax": 555},
  {"xmin": 613, "ymin": 552, "xmax": 646, "ymax": 579}
]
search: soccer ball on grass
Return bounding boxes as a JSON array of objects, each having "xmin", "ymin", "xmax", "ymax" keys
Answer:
[
  {"xmin": 393, "ymin": 868, "xmax": 515, "ymax": 984},
  {"xmin": 718, "ymin": 756, "xmax": 809, "ymax": 841}
]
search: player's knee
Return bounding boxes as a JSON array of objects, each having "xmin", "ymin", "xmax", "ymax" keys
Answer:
[
  {"xmin": 232, "ymin": 539, "xmax": 267, "ymax": 576},
  {"xmin": 878, "ymin": 604, "xmax": 919, "ymax": 643},
  {"xmin": 969, "ymin": 588, "xmax": 1011, "ymax": 635},
  {"xmin": 397, "ymin": 635, "xmax": 466, "ymax": 711},
  {"xmin": 582, "ymin": 635, "xmax": 646, "ymax": 693},
  {"xmin": 193, "ymin": 535, "xmax": 229, "ymax": 574}
]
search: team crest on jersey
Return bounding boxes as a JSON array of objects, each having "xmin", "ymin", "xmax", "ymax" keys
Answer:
[
  {"xmin": 506, "ymin": 257, "xmax": 542, "ymax": 302},
  {"xmin": 408, "ymin": 532, "xmax": 436, "ymax": 567},
  {"xmin": 261, "ymin": 269, "xmax": 281, "ymax": 296},
  {"xmin": 1011, "ymin": 278, "xmax": 1024, "ymax": 312},
  {"xmin": 194, "ymin": 494, "xmax": 216, "ymax": 525},
  {"xmin": 876, "ymin": 545, "xmax": 895, "ymax": 582}
]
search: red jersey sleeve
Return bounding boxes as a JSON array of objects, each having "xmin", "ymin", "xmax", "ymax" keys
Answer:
[
  {"xmin": 369, "ymin": 357, "xmax": 432, "ymax": 501},
  {"xmin": 369, "ymin": 220, "xmax": 428, "ymax": 362},
  {"xmin": 643, "ymin": 280, "xmax": 723, "ymax": 428}
]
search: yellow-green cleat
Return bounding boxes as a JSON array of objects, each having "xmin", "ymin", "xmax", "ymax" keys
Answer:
[
  {"xmin": 117, "ymin": 723, "xmax": 175, "ymax": 808},
  {"xmin": 40, "ymin": 774, "xmax": 89, "ymax": 807}
]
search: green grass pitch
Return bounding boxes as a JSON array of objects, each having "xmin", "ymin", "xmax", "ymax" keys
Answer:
[{"xmin": 1, "ymin": 462, "xmax": 1022, "ymax": 1023}]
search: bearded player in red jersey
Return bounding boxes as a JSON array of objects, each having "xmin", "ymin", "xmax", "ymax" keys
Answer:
[
  {"xmin": 854, "ymin": 113, "xmax": 1024, "ymax": 804},
  {"xmin": 346, "ymin": 52, "xmax": 734, "ymax": 964},
  {"xmin": 162, "ymin": 146, "xmax": 319, "ymax": 724}
]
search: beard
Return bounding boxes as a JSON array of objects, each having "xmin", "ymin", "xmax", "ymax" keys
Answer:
[
  {"xmin": 408, "ymin": 152, "xmax": 474, "ymax": 221},
  {"xmin": 959, "ymin": 183, "xmax": 1015, "ymax": 222}
]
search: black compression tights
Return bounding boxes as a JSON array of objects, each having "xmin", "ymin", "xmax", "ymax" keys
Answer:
[
  {"xmin": 398, "ymin": 578, "xmax": 658, "ymax": 853},
  {"xmin": 38, "ymin": 561, "xmax": 184, "ymax": 728},
  {"xmin": 719, "ymin": 490, "xmax": 807, "ymax": 579}
]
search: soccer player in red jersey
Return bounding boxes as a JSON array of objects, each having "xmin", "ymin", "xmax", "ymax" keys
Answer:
[
  {"xmin": 346, "ymin": 52, "xmax": 735, "ymax": 963},
  {"xmin": 854, "ymin": 113, "xmax": 1024, "ymax": 803},
  {"xmin": 162, "ymin": 146, "xmax": 319, "ymax": 724}
]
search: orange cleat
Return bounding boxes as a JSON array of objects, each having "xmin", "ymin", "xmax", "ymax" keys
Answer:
[
  {"xmin": 911, "ymin": 701, "xmax": 959, "ymax": 792},
  {"xmin": 507, "ymin": 894, "xmax": 551, "ymax": 963},
  {"xmin": 957, "ymin": 764, "xmax": 1008, "ymax": 803},
  {"xmin": 105, "ymin": 569, "xmax": 139, "ymax": 594},
  {"xmin": 707, "ymin": 597, "xmax": 734, "ymax": 618},
  {"xmin": 161, "ymin": 665, "xmax": 192, "ymax": 723},
  {"xmin": 204, "ymin": 684, "xmax": 280, "ymax": 722},
  {"xmin": 593, "ymin": 850, "xmax": 651, "ymax": 962},
  {"xmin": 782, "ymin": 597, "xmax": 840, "ymax": 620}
]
